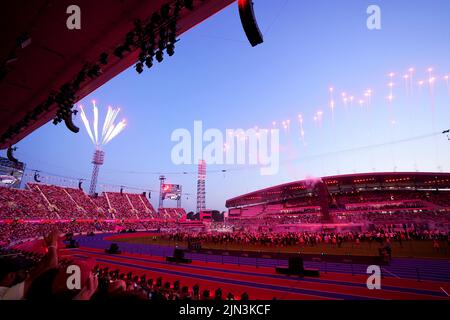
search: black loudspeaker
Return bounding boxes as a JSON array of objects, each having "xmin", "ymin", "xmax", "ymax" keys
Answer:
[
  {"xmin": 63, "ymin": 112, "xmax": 80, "ymax": 133},
  {"xmin": 166, "ymin": 248, "xmax": 192, "ymax": 264},
  {"xmin": 105, "ymin": 243, "xmax": 121, "ymax": 254},
  {"xmin": 66, "ymin": 239, "xmax": 79, "ymax": 249},
  {"xmin": 174, "ymin": 248, "xmax": 184, "ymax": 260},
  {"xmin": 288, "ymin": 257, "xmax": 304, "ymax": 270},
  {"xmin": 238, "ymin": 0, "xmax": 264, "ymax": 47},
  {"xmin": 7, "ymin": 146, "xmax": 18, "ymax": 163},
  {"xmin": 276, "ymin": 256, "xmax": 320, "ymax": 277}
]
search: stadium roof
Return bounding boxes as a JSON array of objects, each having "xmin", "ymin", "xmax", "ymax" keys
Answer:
[
  {"xmin": 226, "ymin": 172, "xmax": 450, "ymax": 208},
  {"xmin": 0, "ymin": 0, "xmax": 235, "ymax": 149}
]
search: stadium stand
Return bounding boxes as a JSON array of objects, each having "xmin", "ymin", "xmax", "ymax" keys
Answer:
[{"xmin": 0, "ymin": 172, "xmax": 449, "ymax": 301}]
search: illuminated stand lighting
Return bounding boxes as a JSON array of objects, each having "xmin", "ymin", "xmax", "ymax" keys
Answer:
[{"xmin": 79, "ymin": 101, "xmax": 126, "ymax": 195}]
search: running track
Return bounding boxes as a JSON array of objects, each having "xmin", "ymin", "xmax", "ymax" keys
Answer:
[{"xmin": 16, "ymin": 233, "xmax": 450, "ymax": 300}]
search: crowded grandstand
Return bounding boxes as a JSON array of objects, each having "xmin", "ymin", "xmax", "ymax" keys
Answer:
[
  {"xmin": 1, "ymin": 172, "xmax": 449, "ymax": 301},
  {"xmin": 226, "ymin": 172, "xmax": 450, "ymax": 233}
]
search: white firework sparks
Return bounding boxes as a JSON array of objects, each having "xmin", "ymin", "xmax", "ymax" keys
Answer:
[{"xmin": 78, "ymin": 100, "xmax": 126, "ymax": 148}]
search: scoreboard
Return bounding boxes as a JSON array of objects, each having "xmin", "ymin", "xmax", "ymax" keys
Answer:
[
  {"xmin": 161, "ymin": 183, "xmax": 182, "ymax": 200},
  {"xmin": 0, "ymin": 157, "xmax": 25, "ymax": 188}
]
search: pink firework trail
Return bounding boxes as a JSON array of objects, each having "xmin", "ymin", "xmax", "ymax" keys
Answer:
[
  {"xmin": 329, "ymin": 87, "xmax": 335, "ymax": 123},
  {"xmin": 298, "ymin": 114, "xmax": 305, "ymax": 145}
]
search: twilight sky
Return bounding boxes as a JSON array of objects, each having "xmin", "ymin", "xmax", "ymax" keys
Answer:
[{"xmin": 3, "ymin": 0, "xmax": 450, "ymax": 212}]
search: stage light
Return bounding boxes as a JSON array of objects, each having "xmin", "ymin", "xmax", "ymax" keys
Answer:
[
  {"xmin": 161, "ymin": 4, "xmax": 170, "ymax": 19},
  {"xmin": 145, "ymin": 56, "xmax": 153, "ymax": 68},
  {"xmin": 158, "ymin": 39, "xmax": 166, "ymax": 52},
  {"xmin": 87, "ymin": 64, "xmax": 101, "ymax": 79},
  {"xmin": 151, "ymin": 12, "xmax": 161, "ymax": 25},
  {"xmin": 114, "ymin": 46, "xmax": 125, "ymax": 58},
  {"xmin": 184, "ymin": 0, "xmax": 194, "ymax": 10},
  {"xmin": 174, "ymin": 2, "xmax": 182, "ymax": 16},
  {"xmin": 135, "ymin": 62, "xmax": 143, "ymax": 74},
  {"xmin": 134, "ymin": 19, "xmax": 143, "ymax": 34},
  {"xmin": 168, "ymin": 21, "xmax": 177, "ymax": 42},
  {"xmin": 124, "ymin": 31, "xmax": 135, "ymax": 51},
  {"xmin": 166, "ymin": 43, "xmax": 175, "ymax": 56},
  {"xmin": 159, "ymin": 26, "xmax": 167, "ymax": 41},
  {"xmin": 144, "ymin": 22, "xmax": 155, "ymax": 39},
  {"xmin": 138, "ymin": 52, "xmax": 146, "ymax": 63},
  {"xmin": 73, "ymin": 69, "xmax": 87, "ymax": 89},
  {"xmin": 99, "ymin": 53, "xmax": 108, "ymax": 65},
  {"xmin": 155, "ymin": 50, "xmax": 164, "ymax": 63},
  {"xmin": 168, "ymin": 34, "xmax": 177, "ymax": 46}
]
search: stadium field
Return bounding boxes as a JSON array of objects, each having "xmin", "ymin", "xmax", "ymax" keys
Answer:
[{"xmin": 113, "ymin": 236, "xmax": 450, "ymax": 259}]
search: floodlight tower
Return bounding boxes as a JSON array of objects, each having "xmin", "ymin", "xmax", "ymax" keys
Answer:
[
  {"xmin": 159, "ymin": 175, "xmax": 166, "ymax": 209},
  {"xmin": 177, "ymin": 185, "xmax": 182, "ymax": 208},
  {"xmin": 89, "ymin": 149, "xmax": 104, "ymax": 195},
  {"xmin": 79, "ymin": 100, "xmax": 126, "ymax": 195},
  {"xmin": 196, "ymin": 160, "xmax": 206, "ymax": 213}
]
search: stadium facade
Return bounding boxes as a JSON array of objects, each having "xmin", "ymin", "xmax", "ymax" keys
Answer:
[{"xmin": 225, "ymin": 172, "xmax": 450, "ymax": 221}]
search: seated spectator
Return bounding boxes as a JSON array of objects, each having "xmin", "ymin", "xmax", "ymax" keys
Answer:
[
  {"xmin": 0, "ymin": 227, "xmax": 59, "ymax": 300},
  {"xmin": 25, "ymin": 258, "xmax": 97, "ymax": 301},
  {"xmin": 202, "ymin": 290, "xmax": 211, "ymax": 300},
  {"xmin": 215, "ymin": 288, "xmax": 222, "ymax": 300}
]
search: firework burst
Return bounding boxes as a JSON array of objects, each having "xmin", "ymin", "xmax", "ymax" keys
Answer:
[
  {"xmin": 79, "ymin": 100, "xmax": 126, "ymax": 148},
  {"xmin": 78, "ymin": 100, "xmax": 126, "ymax": 194}
]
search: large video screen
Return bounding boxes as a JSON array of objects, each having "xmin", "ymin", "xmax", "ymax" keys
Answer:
[
  {"xmin": 0, "ymin": 157, "xmax": 25, "ymax": 188},
  {"xmin": 161, "ymin": 183, "xmax": 182, "ymax": 200}
]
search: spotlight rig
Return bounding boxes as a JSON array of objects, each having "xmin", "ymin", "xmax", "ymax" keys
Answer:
[
  {"xmin": 145, "ymin": 55, "xmax": 153, "ymax": 68},
  {"xmin": 0, "ymin": 0, "xmax": 193, "ymax": 145},
  {"xmin": 129, "ymin": 1, "xmax": 183, "ymax": 74}
]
